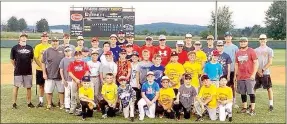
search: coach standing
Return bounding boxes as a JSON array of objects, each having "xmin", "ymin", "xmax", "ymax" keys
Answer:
[
  {"xmin": 34, "ymin": 32, "xmax": 51, "ymax": 107},
  {"xmin": 234, "ymin": 37, "xmax": 258, "ymax": 116},
  {"xmin": 42, "ymin": 37, "xmax": 65, "ymax": 110},
  {"xmin": 60, "ymin": 33, "xmax": 76, "ymax": 54},
  {"xmin": 202, "ymin": 35, "xmax": 215, "ymax": 61},
  {"xmin": 11, "ymin": 33, "xmax": 35, "ymax": 109},
  {"xmin": 155, "ymin": 35, "xmax": 172, "ymax": 66},
  {"xmin": 183, "ymin": 33, "xmax": 195, "ymax": 52}
]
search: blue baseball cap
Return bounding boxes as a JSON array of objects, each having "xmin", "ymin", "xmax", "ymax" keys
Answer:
[
  {"xmin": 82, "ymin": 76, "xmax": 91, "ymax": 82},
  {"xmin": 224, "ymin": 32, "xmax": 232, "ymax": 37}
]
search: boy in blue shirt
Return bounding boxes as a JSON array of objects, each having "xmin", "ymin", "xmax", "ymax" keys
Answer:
[
  {"xmin": 149, "ymin": 54, "xmax": 165, "ymax": 87},
  {"xmin": 138, "ymin": 71, "xmax": 160, "ymax": 121},
  {"xmin": 204, "ymin": 50, "xmax": 223, "ymax": 87}
]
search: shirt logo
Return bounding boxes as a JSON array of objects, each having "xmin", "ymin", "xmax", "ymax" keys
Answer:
[
  {"xmin": 237, "ymin": 54, "xmax": 248, "ymax": 64},
  {"xmin": 158, "ymin": 50, "xmax": 167, "ymax": 56},
  {"xmin": 146, "ymin": 87, "xmax": 154, "ymax": 94},
  {"xmin": 18, "ymin": 49, "xmax": 31, "ymax": 54},
  {"xmin": 74, "ymin": 65, "xmax": 83, "ymax": 71}
]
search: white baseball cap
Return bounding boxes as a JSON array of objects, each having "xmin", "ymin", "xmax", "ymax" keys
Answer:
[
  {"xmin": 77, "ymin": 36, "xmax": 84, "ymax": 40},
  {"xmin": 259, "ymin": 34, "xmax": 267, "ymax": 39},
  {"xmin": 185, "ymin": 34, "xmax": 193, "ymax": 38},
  {"xmin": 176, "ymin": 40, "xmax": 184, "ymax": 46},
  {"xmin": 161, "ymin": 76, "xmax": 170, "ymax": 81},
  {"xmin": 194, "ymin": 41, "xmax": 201, "ymax": 45},
  {"xmin": 158, "ymin": 35, "xmax": 166, "ymax": 40},
  {"xmin": 147, "ymin": 71, "xmax": 155, "ymax": 76},
  {"xmin": 110, "ymin": 34, "xmax": 117, "ymax": 38}
]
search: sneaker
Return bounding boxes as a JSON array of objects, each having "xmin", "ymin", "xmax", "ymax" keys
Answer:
[
  {"xmin": 12, "ymin": 103, "xmax": 17, "ymax": 109},
  {"xmin": 65, "ymin": 108, "xmax": 70, "ymax": 113},
  {"xmin": 82, "ymin": 117, "xmax": 86, "ymax": 121},
  {"xmin": 102, "ymin": 114, "xmax": 107, "ymax": 119},
  {"xmin": 269, "ymin": 105, "xmax": 273, "ymax": 112},
  {"xmin": 60, "ymin": 105, "xmax": 65, "ymax": 110},
  {"xmin": 233, "ymin": 104, "xmax": 239, "ymax": 109},
  {"xmin": 28, "ymin": 103, "xmax": 35, "ymax": 108},
  {"xmin": 237, "ymin": 108, "xmax": 247, "ymax": 113},
  {"xmin": 46, "ymin": 105, "xmax": 52, "ymax": 110},
  {"xmin": 139, "ymin": 117, "xmax": 144, "ymax": 121},
  {"xmin": 69, "ymin": 109, "xmax": 75, "ymax": 114},
  {"xmin": 228, "ymin": 117, "xmax": 232, "ymax": 122},
  {"xmin": 195, "ymin": 116, "xmax": 204, "ymax": 121},
  {"xmin": 131, "ymin": 117, "xmax": 134, "ymax": 122},
  {"xmin": 249, "ymin": 109, "xmax": 256, "ymax": 116},
  {"xmin": 37, "ymin": 102, "xmax": 44, "ymax": 108},
  {"xmin": 246, "ymin": 105, "xmax": 252, "ymax": 113},
  {"xmin": 159, "ymin": 114, "xmax": 164, "ymax": 118}
]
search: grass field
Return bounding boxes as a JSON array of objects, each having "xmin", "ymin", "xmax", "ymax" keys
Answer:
[{"xmin": 1, "ymin": 47, "xmax": 286, "ymax": 123}]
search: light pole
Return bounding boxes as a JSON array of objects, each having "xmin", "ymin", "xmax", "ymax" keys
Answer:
[{"xmin": 215, "ymin": 0, "xmax": 218, "ymax": 40}]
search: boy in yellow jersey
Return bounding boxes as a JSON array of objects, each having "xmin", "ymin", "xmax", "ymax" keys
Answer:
[
  {"xmin": 75, "ymin": 36, "xmax": 85, "ymax": 51},
  {"xmin": 164, "ymin": 51, "xmax": 185, "ymax": 95},
  {"xmin": 79, "ymin": 76, "xmax": 96, "ymax": 120},
  {"xmin": 34, "ymin": 32, "xmax": 51, "ymax": 107},
  {"xmin": 217, "ymin": 76, "xmax": 233, "ymax": 122},
  {"xmin": 100, "ymin": 73, "xmax": 118, "ymax": 118},
  {"xmin": 156, "ymin": 76, "xmax": 175, "ymax": 119},
  {"xmin": 194, "ymin": 75, "xmax": 217, "ymax": 121},
  {"xmin": 193, "ymin": 41, "xmax": 207, "ymax": 70},
  {"xmin": 183, "ymin": 51, "xmax": 202, "ymax": 93}
]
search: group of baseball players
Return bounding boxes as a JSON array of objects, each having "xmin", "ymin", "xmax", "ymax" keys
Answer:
[{"xmin": 11, "ymin": 30, "xmax": 274, "ymax": 122}]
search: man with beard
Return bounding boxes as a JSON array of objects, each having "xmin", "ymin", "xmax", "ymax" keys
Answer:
[
  {"xmin": 235, "ymin": 37, "xmax": 258, "ymax": 116},
  {"xmin": 11, "ymin": 33, "xmax": 35, "ymax": 109},
  {"xmin": 202, "ymin": 35, "xmax": 215, "ymax": 61},
  {"xmin": 183, "ymin": 33, "xmax": 195, "ymax": 52},
  {"xmin": 60, "ymin": 33, "xmax": 75, "ymax": 54},
  {"xmin": 116, "ymin": 30, "xmax": 128, "ymax": 48}
]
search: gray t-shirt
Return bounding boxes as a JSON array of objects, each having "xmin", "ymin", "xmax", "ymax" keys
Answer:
[
  {"xmin": 218, "ymin": 52, "xmax": 232, "ymax": 76},
  {"xmin": 255, "ymin": 46, "xmax": 274, "ymax": 75},
  {"xmin": 89, "ymin": 47, "xmax": 103, "ymax": 55},
  {"xmin": 42, "ymin": 47, "xmax": 65, "ymax": 80},
  {"xmin": 202, "ymin": 47, "xmax": 215, "ymax": 61},
  {"xmin": 136, "ymin": 61, "xmax": 153, "ymax": 84},
  {"xmin": 60, "ymin": 44, "xmax": 76, "ymax": 55},
  {"xmin": 223, "ymin": 43, "xmax": 239, "ymax": 72},
  {"xmin": 179, "ymin": 84, "xmax": 197, "ymax": 111},
  {"xmin": 99, "ymin": 61, "xmax": 118, "ymax": 77},
  {"xmin": 59, "ymin": 57, "xmax": 75, "ymax": 81}
]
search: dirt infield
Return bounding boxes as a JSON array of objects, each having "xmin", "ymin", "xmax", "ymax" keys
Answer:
[{"xmin": 1, "ymin": 63, "xmax": 286, "ymax": 85}]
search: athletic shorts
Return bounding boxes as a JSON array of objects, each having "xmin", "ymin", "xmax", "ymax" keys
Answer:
[
  {"xmin": 255, "ymin": 75, "xmax": 272, "ymax": 89},
  {"xmin": 14, "ymin": 75, "xmax": 32, "ymax": 88},
  {"xmin": 226, "ymin": 72, "xmax": 234, "ymax": 87},
  {"xmin": 237, "ymin": 79, "xmax": 256, "ymax": 95},
  {"xmin": 44, "ymin": 79, "xmax": 64, "ymax": 93},
  {"xmin": 36, "ymin": 70, "xmax": 45, "ymax": 86}
]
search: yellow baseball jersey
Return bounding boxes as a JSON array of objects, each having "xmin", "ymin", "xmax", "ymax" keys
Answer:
[
  {"xmin": 75, "ymin": 46, "xmax": 83, "ymax": 51},
  {"xmin": 101, "ymin": 83, "xmax": 118, "ymax": 103},
  {"xmin": 198, "ymin": 84, "xmax": 217, "ymax": 109},
  {"xmin": 195, "ymin": 50, "xmax": 207, "ymax": 67},
  {"xmin": 159, "ymin": 88, "xmax": 175, "ymax": 105},
  {"xmin": 183, "ymin": 61, "xmax": 202, "ymax": 88},
  {"xmin": 164, "ymin": 62, "xmax": 185, "ymax": 89},
  {"xmin": 216, "ymin": 86, "xmax": 233, "ymax": 101},
  {"xmin": 79, "ymin": 87, "xmax": 94, "ymax": 100},
  {"xmin": 34, "ymin": 43, "xmax": 51, "ymax": 70}
]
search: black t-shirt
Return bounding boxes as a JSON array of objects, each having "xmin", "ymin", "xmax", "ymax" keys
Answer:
[
  {"xmin": 116, "ymin": 40, "xmax": 128, "ymax": 49},
  {"xmin": 10, "ymin": 44, "xmax": 34, "ymax": 76}
]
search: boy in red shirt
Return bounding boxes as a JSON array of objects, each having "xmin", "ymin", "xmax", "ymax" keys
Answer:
[
  {"xmin": 125, "ymin": 32, "xmax": 141, "ymax": 54},
  {"xmin": 154, "ymin": 35, "xmax": 172, "ymax": 66},
  {"xmin": 176, "ymin": 40, "xmax": 188, "ymax": 64},
  {"xmin": 67, "ymin": 51, "xmax": 90, "ymax": 114},
  {"xmin": 140, "ymin": 36, "xmax": 156, "ymax": 61}
]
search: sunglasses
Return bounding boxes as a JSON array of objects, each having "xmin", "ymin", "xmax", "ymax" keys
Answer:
[
  {"xmin": 259, "ymin": 38, "xmax": 266, "ymax": 40},
  {"xmin": 178, "ymin": 45, "xmax": 184, "ymax": 47},
  {"xmin": 185, "ymin": 78, "xmax": 191, "ymax": 80},
  {"xmin": 159, "ymin": 39, "xmax": 165, "ymax": 41},
  {"xmin": 217, "ymin": 45, "xmax": 224, "ymax": 47},
  {"xmin": 146, "ymin": 38, "xmax": 152, "ymax": 41},
  {"xmin": 194, "ymin": 44, "xmax": 201, "ymax": 46},
  {"xmin": 52, "ymin": 40, "xmax": 59, "ymax": 42}
]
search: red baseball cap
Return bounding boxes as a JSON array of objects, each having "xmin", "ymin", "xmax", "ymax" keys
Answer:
[
  {"xmin": 63, "ymin": 33, "xmax": 70, "ymax": 38},
  {"xmin": 91, "ymin": 37, "xmax": 99, "ymax": 42},
  {"xmin": 104, "ymin": 51, "xmax": 113, "ymax": 55},
  {"xmin": 212, "ymin": 50, "xmax": 220, "ymax": 56}
]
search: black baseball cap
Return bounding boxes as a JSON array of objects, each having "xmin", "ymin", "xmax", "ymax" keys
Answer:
[
  {"xmin": 82, "ymin": 76, "xmax": 91, "ymax": 82},
  {"xmin": 200, "ymin": 75, "xmax": 209, "ymax": 81},
  {"xmin": 120, "ymin": 49, "xmax": 127, "ymax": 53},
  {"xmin": 224, "ymin": 32, "xmax": 232, "ymax": 37},
  {"xmin": 171, "ymin": 51, "xmax": 178, "ymax": 56},
  {"xmin": 132, "ymin": 51, "xmax": 139, "ymax": 57}
]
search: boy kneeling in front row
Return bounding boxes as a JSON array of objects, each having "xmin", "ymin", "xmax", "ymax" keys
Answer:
[
  {"xmin": 79, "ymin": 76, "xmax": 96, "ymax": 120},
  {"xmin": 217, "ymin": 76, "xmax": 233, "ymax": 122}
]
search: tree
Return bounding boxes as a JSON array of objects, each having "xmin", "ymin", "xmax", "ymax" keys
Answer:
[
  {"xmin": 199, "ymin": 30, "xmax": 210, "ymax": 39},
  {"xmin": 241, "ymin": 27, "xmax": 252, "ymax": 37},
  {"xmin": 18, "ymin": 18, "xmax": 27, "ymax": 31},
  {"xmin": 155, "ymin": 29, "xmax": 168, "ymax": 36},
  {"xmin": 7, "ymin": 16, "xmax": 19, "ymax": 32},
  {"xmin": 141, "ymin": 29, "xmax": 150, "ymax": 35},
  {"xmin": 265, "ymin": 1, "xmax": 286, "ymax": 40},
  {"xmin": 1, "ymin": 20, "xmax": 8, "ymax": 32},
  {"xmin": 208, "ymin": 6, "xmax": 234, "ymax": 37},
  {"xmin": 170, "ymin": 31, "xmax": 178, "ymax": 36},
  {"xmin": 36, "ymin": 18, "xmax": 49, "ymax": 32}
]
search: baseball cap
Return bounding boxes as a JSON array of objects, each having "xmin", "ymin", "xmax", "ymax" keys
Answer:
[
  {"xmin": 224, "ymin": 32, "xmax": 232, "ymax": 37},
  {"xmin": 91, "ymin": 50, "xmax": 99, "ymax": 55},
  {"xmin": 212, "ymin": 50, "xmax": 220, "ymax": 56},
  {"xmin": 185, "ymin": 34, "xmax": 193, "ymax": 38},
  {"xmin": 259, "ymin": 34, "xmax": 267, "ymax": 39},
  {"xmin": 52, "ymin": 37, "xmax": 59, "ymax": 41},
  {"xmin": 216, "ymin": 40, "xmax": 224, "ymax": 46},
  {"xmin": 176, "ymin": 40, "xmax": 184, "ymax": 46},
  {"xmin": 82, "ymin": 76, "xmax": 91, "ymax": 82},
  {"xmin": 74, "ymin": 51, "xmax": 82, "ymax": 56},
  {"xmin": 118, "ymin": 30, "xmax": 124, "ymax": 34},
  {"xmin": 145, "ymin": 36, "xmax": 153, "ymax": 40},
  {"xmin": 207, "ymin": 35, "xmax": 214, "ymax": 40},
  {"xmin": 132, "ymin": 51, "xmax": 139, "ymax": 57},
  {"xmin": 63, "ymin": 33, "xmax": 70, "ymax": 38},
  {"xmin": 126, "ymin": 32, "xmax": 134, "ymax": 37},
  {"xmin": 110, "ymin": 34, "xmax": 117, "ymax": 38},
  {"xmin": 161, "ymin": 76, "xmax": 170, "ymax": 81},
  {"xmin": 119, "ymin": 76, "xmax": 127, "ymax": 81},
  {"xmin": 147, "ymin": 71, "xmax": 154, "ymax": 76},
  {"xmin": 77, "ymin": 36, "xmax": 84, "ymax": 40},
  {"xmin": 120, "ymin": 49, "xmax": 127, "ymax": 53},
  {"xmin": 64, "ymin": 47, "xmax": 72, "ymax": 52},
  {"xmin": 82, "ymin": 47, "xmax": 90, "ymax": 52},
  {"xmin": 104, "ymin": 51, "xmax": 113, "ymax": 55},
  {"xmin": 41, "ymin": 32, "xmax": 48, "ymax": 37},
  {"xmin": 171, "ymin": 51, "xmax": 178, "ymax": 56},
  {"xmin": 184, "ymin": 73, "xmax": 192, "ymax": 79},
  {"xmin": 200, "ymin": 75, "xmax": 209, "ymax": 81},
  {"xmin": 239, "ymin": 37, "xmax": 248, "ymax": 42},
  {"xmin": 91, "ymin": 37, "xmax": 99, "ymax": 42},
  {"xmin": 19, "ymin": 32, "xmax": 28, "ymax": 38},
  {"xmin": 194, "ymin": 41, "xmax": 201, "ymax": 45},
  {"xmin": 158, "ymin": 35, "xmax": 166, "ymax": 40},
  {"xmin": 126, "ymin": 43, "xmax": 133, "ymax": 47}
]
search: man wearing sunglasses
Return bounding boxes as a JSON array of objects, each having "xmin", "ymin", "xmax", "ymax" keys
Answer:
[
  {"xmin": 176, "ymin": 40, "xmax": 188, "ymax": 64},
  {"xmin": 234, "ymin": 37, "xmax": 258, "ymax": 116},
  {"xmin": 202, "ymin": 35, "xmax": 215, "ymax": 61},
  {"xmin": 154, "ymin": 35, "xmax": 172, "ymax": 66},
  {"xmin": 140, "ymin": 36, "xmax": 156, "ymax": 61},
  {"xmin": 183, "ymin": 33, "xmax": 195, "ymax": 52},
  {"xmin": 34, "ymin": 32, "xmax": 51, "ymax": 108},
  {"xmin": 254, "ymin": 34, "xmax": 274, "ymax": 112}
]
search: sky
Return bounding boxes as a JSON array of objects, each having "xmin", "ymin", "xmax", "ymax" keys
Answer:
[{"xmin": 1, "ymin": 2, "xmax": 272, "ymax": 28}]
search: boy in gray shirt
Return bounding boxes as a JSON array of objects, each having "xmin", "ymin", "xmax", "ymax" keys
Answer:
[{"xmin": 136, "ymin": 49, "xmax": 153, "ymax": 85}]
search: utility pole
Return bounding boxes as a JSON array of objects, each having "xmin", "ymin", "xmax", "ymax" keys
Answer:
[{"xmin": 215, "ymin": 0, "xmax": 218, "ymax": 40}]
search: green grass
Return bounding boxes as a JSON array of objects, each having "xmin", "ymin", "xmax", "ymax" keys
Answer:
[
  {"xmin": 1, "ymin": 48, "xmax": 285, "ymax": 66},
  {"xmin": 1, "ymin": 84, "xmax": 285, "ymax": 123}
]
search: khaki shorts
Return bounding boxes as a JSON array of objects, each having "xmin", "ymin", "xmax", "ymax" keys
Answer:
[
  {"xmin": 14, "ymin": 75, "xmax": 33, "ymax": 88},
  {"xmin": 44, "ymin": 79, "xmax": 64, "ymax": 93}
]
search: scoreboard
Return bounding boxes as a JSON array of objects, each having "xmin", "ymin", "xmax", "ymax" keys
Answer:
[{"xmin": 70, "ymin": 7, "xmax": 135, "ymax": 37}]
